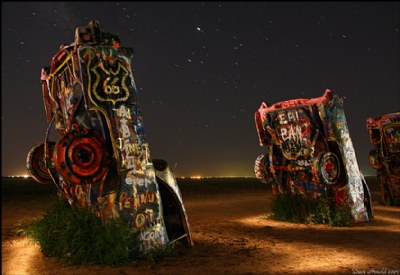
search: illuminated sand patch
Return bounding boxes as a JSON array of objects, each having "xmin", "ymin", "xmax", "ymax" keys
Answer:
[
  {"xmin": 2, "ymin": 237, "xmax": 40, "ymax": 275},
  {"xmin": 232, "ymin": 215, "xmax": 399, "ymax": 273}
]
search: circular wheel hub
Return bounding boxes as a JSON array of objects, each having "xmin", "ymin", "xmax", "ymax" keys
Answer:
[
  {"xmin": 26, "ymin": 142, "xmax": 55, "ymax": 184},
  {"xmin": 53, "ymin": 128, "xmax": 110, "ymax": 185},
  {"xmin": 319, "ymin": 152, "xmax": 340, "ymax": 185},
  {"xmin": 254, "ymin": 154, "xmax": 270, "ymax": 183}
]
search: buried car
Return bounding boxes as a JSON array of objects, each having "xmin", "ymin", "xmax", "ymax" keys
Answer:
[
  {"xmin": 367, "ymin": 112, "xmax": 400, "ymax": 206},
  {"xmin": 254, "ymin": 89, "xmax": 373, "ymax": 222},
  {"xmin": 26, "ymin": 20, "xmax": 192, "ymax": 253}
]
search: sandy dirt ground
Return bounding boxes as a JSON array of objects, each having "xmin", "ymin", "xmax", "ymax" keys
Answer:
[{"xmin": 2, "ymin": 178, "xmax": 400, "ymax": 275}]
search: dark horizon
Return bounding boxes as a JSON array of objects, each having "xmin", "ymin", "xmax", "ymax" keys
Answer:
[{"xmin": 2, "ymin": 2, "xmax": 399, "ymax": 177}]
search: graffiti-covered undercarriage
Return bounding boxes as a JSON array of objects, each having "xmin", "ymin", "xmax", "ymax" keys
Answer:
[
  {"xmin": 367, "ymin": 112, "xmax": 400, "ymax": 206},
  {"xmin": 254, "ymin": 89, "xmax": 373, "ymax": 222},
  {"xmin": 26, "ymin": 20, "xmax": 192, "ymax": 254}
]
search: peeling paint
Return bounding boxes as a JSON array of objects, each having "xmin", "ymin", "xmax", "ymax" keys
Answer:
[
  {"xmin": 26, "ymin": 20, "xmax": 193, "ymax": 253},
  {"xmin": 254, "ymin": 89, "xmax": 372, "ymax": 222},
  {"xmin": 367, "ymin": 112, "xmax": 400, "ymax": 206}
]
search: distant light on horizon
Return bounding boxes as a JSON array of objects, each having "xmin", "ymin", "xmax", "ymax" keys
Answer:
[
  {"xmin": 1, "ymin": 2, "xmax": 396, "ymax": 183},
  {"xmin": 3, "ymin": 175, "xmax": 31, "ymax": 178},
  {"xmin": 179, "ymin": 175, "xmax": 255, "ymax": 179}
]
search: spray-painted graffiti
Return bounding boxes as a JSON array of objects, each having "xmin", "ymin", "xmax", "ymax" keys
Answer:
[
  {"xmin": 138, "ymin": 224, "xmax": 168, "ymax": 252},
  {"xmin": 26, "ymin": 20, "xmax": 193, "ymax": 255},
  {"xmin": 367, "ymin": 112, "xmax": 400, "ymax": 206},
  {"xmin": 274, "ymin": 109, "xmax": 312, "ymax": 158},
  {"xmin": 254, "ymin": 89, "xmax": 373, "ymax": 222},
  {"xmin": 113, "ymin": 104, "xmax": 146, "ymax": 171},
  {"xmin": 118, "ymin": 191, "xmax": 157, "ymax": 210}
]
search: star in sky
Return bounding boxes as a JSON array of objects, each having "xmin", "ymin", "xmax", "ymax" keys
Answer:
[{"xmin": 1, "ymin": 2, "xmax": 399, "ymax": 177}]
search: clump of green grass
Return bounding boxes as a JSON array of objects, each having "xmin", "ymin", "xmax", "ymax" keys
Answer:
[
  {"xmin": 270, "ymin": 192, "xmax": 354, "ymax": 227},
  {"xmin": 330, "ymin": 203, "xmax": 354, "ymax": 227},
  {"xmin": 17, "ymin": 199, "xmax": 178, "ymax": 266},
  {"xmin": 145, "ymin": 242, "xmax": 179, "ymax": 265}
]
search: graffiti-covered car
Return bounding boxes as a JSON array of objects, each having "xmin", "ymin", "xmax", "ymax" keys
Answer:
[
  {"xmin": 367, "ymin": 112, "xmax": 400, "ymax": 206},
  {"xmin": 254, "ymin": 89, "xmax": 372, "ymax": 222},
  {"xmin": 26, "ymin": 20, "xmax": 193, "ymax": 253}
]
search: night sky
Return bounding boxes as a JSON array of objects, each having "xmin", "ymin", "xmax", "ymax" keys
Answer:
[{"xmin": 2, "ymin": 2, "xmax": 399, "ymax": 177}]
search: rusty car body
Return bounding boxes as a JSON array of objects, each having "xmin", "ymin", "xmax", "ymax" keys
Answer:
[
  {"xmin": 254, "ymin": 89, "xmax": 373, "ymax": 222},
  {"xmin": 367, "ymin": 112, "xmax": 400, "ymax": 206},
  {"xmin": 26, "ymin": 20, "xmax": 192, "ymax": 253}
]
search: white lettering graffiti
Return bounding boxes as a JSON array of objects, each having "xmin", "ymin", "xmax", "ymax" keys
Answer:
[
  {"xmin": 278, "ymin": 109, "xmax": 300, "ymax": 125},
  {"xmin": 114, "ymin": 104, "xmax": 137, "ymax": 170},
  {"xmin": 139, "ymin": 226, "xmax": 165, "ymax": 251},
  {"xmin": 122, "ymin": 156, "xmax": 135, "ymax": 169},
  {"xmin": 114, "ymin": 104, "xmax": 131, "ymax": 119},
  {"xmin": 125, "ymin": 176, "xmax": 133, "ymax": 185},
  {"xmin": 120, "ymin": 118, "xmax": 130, "ymax": 138},
  {"xmin": 278, "ymin": 110, "xmax": 305, "ymax": 142},
  {"xmin": 297, "ymin": 159, "xmax": 312, "ymax": 166},
  {"xmin": 278, "ymin": 112, "xmax": 287, "ymax": 124},
  {"xmin": 277, "ymin": 109, "xmax": 312, "ymax": 156},
  {"xmin": 280, "ymin": 124, "xmax": 304, "ymax": 142},
  {"xmin": 135, "ymin": 176, "xmax": 152, "ymax": 188}
]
